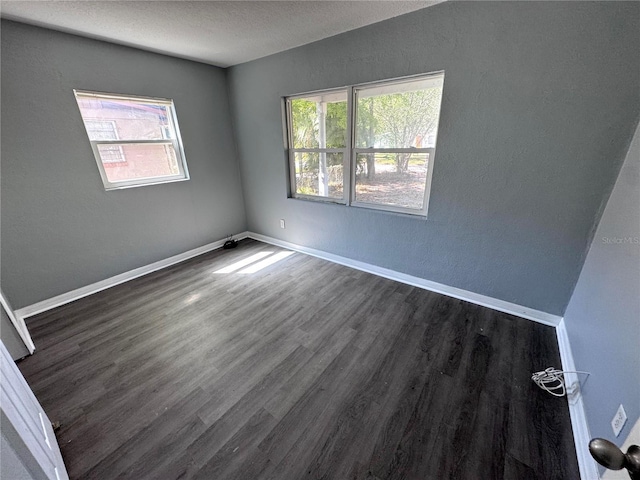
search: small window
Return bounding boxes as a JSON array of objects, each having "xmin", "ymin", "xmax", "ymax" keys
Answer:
[
  {"xmin": 285, "ymin": 72, "xmax": 444, "ymax": 216},
  {"xmin": 74, "ymin": 90, "xmax": 189, "ymax": 190}
]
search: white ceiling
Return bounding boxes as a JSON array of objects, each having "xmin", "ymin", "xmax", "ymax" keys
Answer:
[{"xmin": 0, "ymin": 1, "xmax": 441, "ymax": 67}]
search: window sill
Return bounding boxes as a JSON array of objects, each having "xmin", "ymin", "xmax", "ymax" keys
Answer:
[{"xmin": 287, "ymin": 196, "xmax": 428, "ymax": 220}]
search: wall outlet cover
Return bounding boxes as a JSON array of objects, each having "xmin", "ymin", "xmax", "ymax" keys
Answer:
[{"xmin": 611, "ymin": 404, "xmax": 627, "ymax": 437}]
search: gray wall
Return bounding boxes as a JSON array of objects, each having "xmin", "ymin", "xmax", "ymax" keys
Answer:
[
  {"xmin": 1, "ymin": 21, "xmax": 246, "ymax": 309},
  {"xmin": 228, "ymin": 1, "xmax": 640, "ymax": 315},
  {"xmin": 564, "ymin": 121, "xmax": 640, "ymax": 450}
]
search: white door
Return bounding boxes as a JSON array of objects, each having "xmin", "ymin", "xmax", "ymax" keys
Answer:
[{"xmin": 0, "ymin": 339, "xmax": 69, "ymax": 480}]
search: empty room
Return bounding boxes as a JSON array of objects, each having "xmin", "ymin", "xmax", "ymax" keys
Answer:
[{"xmin": 1, "ymin": 1, "xmax": 639, "ymax": 479}]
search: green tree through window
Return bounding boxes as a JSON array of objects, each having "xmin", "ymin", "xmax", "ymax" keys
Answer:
[{"xmin": 286, "ymin": 72, "xmax": 444, "ymax": 215}]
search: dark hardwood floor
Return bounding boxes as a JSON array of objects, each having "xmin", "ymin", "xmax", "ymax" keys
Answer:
[{"xmin": 18, "ymin": 239, "xmax": 580, "ymax": 479}]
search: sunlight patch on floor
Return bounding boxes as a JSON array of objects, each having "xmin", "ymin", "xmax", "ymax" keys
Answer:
[
  {"xmin": 214, "ymin": 251, "xmax": 274, "ymax": 273},
  {"xmin": 238, "ymin": 251, "xmax": 294, "ymax": 274}
]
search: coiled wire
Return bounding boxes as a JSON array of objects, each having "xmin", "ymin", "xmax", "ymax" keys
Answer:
[{"xmin": 531, "ymin": 367, "xmax": 589, "ymax": 397}]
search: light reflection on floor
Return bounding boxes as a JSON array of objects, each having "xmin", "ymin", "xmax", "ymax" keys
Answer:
[
  {"xmin": 213, "ymin": 250, "xmax": 294, "ymax": 274},
  {"xmin": 213, "ymin": 251, "xmax": 273, "ymax": 273},
  {"xmin": 238, "ymin": 251, "xmax": 294, "ymax": 274}
]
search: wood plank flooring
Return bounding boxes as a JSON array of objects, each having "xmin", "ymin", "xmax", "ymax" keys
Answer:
[{"xmin": 18, "ymin": 239, "xmax": 580, "ymax": 479}]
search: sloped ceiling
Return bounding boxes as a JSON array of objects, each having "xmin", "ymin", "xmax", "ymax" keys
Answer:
[{"xmin": 0, "ymin": 1, "xmax": 442, "ymax": 67}]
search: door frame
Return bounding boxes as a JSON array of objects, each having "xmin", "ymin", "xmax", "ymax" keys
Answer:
[
  {"xmin": 1, "ymin": 290, "xmax": 35, "ymax": 354},
  {"xmin": 1, "ymin": 339, "xmax": 68, "ymax": 479}
]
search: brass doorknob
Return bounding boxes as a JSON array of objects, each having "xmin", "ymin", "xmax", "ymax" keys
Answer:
[{"xmin": 589, "ymin": 438, "xmax": 640, "ymax": 480}]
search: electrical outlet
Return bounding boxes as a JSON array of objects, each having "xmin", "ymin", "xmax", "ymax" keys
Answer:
[
  {"xmin": 611, "ymin": 404, "xmax": 627, "ymax": 437},
  {"xmin": 280, "ymin": 219, "xmax": 285, "ymax": 229}
]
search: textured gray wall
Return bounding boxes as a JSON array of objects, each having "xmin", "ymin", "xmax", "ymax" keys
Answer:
[
  {"xmin": 564, "ymin": 121, "xmax": 640, "ymax": 450},
  {"xmin": 1, "ymin": 21, "xmax": 246, "ymax": 309},
  {"xmin": 228, "ymin": 1, "xmax": 640, "ymax": 315}
]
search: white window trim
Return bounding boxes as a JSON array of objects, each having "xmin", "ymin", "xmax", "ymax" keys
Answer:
[
  {"xmin": 284, "ymin": 71, "xmax": 444, "ymax": 217},
  {"xmin": 350, "ymin": 148, "xmax": 436, "ymax": 216},
  {"xmin": 74, "ymin": 90, "xmax": 190, "ymax": 191},
  {"xmin": 285, "ymin": 87, "xmax": 350, "ymax": 205},
  {"xmin": 84, "ymin": 120, "xmax": 126, "ymax": 164}
]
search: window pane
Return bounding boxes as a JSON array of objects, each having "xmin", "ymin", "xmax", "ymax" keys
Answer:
[
  {"xmin": 76, "ymin": 96, "xmax": 172, "ymax": 141},
  {"xmin": 293, "ymin": 151, "xmax": 343, "ymax": 199},
  {"xmin": 354, "ymin": 152, "xmax": 430, "ymax": 210},
  {"xmin": 75, "ymin": 91, "xmax": 189, "ymax": 190},
  {"xmin": 355, "ymin": 75, "xmax": 444, "ymax": 149},
  {"xmin": 98, "ymin": 145, "xmax": 126, "ymax": 164},
  {"xmin": 84, "ymin": 120, "xmax": 119, "ymax": 140},
  {"xmin": 290, "ymin": 91, "xmax": 347, "ymax": 149},
  {"xmin": 98, "ymin": 143, "xmax": 180, "ymax": 183}
]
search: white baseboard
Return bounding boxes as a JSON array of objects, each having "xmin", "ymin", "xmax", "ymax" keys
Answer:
[
  {"xmin": 14, "ymin": 232, "xmax": 249, "ymax": 322},
  {"xmin": 247, "ymin": 232, "xmax": 562, "ymax": 327},
  {"xmin": 15, "ymin": 230, "xmax": 561, "ymax": 328},
  {"xmin": 13, "ymin": 230, "xmax": 592, "ymax": 477},
  {"xmin": 248, "ymin": 232, "xmax": 597, "ymax": 478},
  {"xmin": 557, "ymin": 319, "xmax": 601, "ymax": 480}
]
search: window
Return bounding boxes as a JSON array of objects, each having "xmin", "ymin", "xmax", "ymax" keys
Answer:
[
  {"xmin": 287, "ymin": 90, "xmax": 348, "ymax": 200},
  {"xmin": 84, "ymin": 121, "xmax": 126, "ymax": 165},
  {"xmin": 74, "ymin": 90, "xmax": 189, "ymax": 190},
  {"xmin": 284, "ymin": 72, "xmax": 444, "ymax": 216}
]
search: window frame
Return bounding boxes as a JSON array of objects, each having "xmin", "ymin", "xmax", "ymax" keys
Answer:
[
  {"xmin": 284, "ymin": 88, "xmax": 352, "ymax": 204},
  {"xmin": 74, "ymin": 90, "xmax": 190, "ymax": 191},
  {"xmin": 83, "ymin": 120, "xmax": 127, "ymax": 166},
  {"xmin": 284, "ymin": 71, "xmax": 444, "ymax": 217}
]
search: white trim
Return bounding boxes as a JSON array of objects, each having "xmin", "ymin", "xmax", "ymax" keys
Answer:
[
  {"xmin": 74, "ymin": 90, "xmax": 190, "ymax": 191},
  {"xmin": 350, "ymin": 199, "xmax": 427, "ymax": 217},
  {"xmin": 290, "ymin": 148, "xmax": 346, "ymax": 154},
  {"xmin": 1, "ymin": 340, "xmax": 69, "ymax": 479},
  {"xmin": 354, "ymin": 71, "xmax": 445, "ymax": 96},
  {"xmin": 10, "ymin": 229, "xmax": 594, "ymax": 478},
  {"xmin": 74, "ymin": 89, "xmax": 174, "ymax": 104},
  {"xmin": 1, "ymin": 291, "xmax": 36, "ymax": 354},
  {"xmin": 14, "ymin": 232, "xmax": 249, "ymax": 322},
  {"xmin": 250, "ymin": 232, "xmax": 600, "ymax": 477},
  {"xmin": 346, "ymin": 86, "xmax": 355, "ymax": 206},
  {"xmin": 353, "ymin": 148, "xmax": 434, "ymax": 154},
  {"xmin": 14, "ymin": 230, "xmax": 561, "ymax": 327},
  {"xmin": 557, "ymin": 319, "xmax": 601, "ymax": 480},
  {"xmin": 246, "ymin": 232, "xmax": 562, "ymax": 327},
  {"xmin": 285, "ymin": 71, "xmax": 444, "ymax": 218},
  {"xmin": 93, "ymin": 139, "xmax": 174, "ymax": 145}
]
